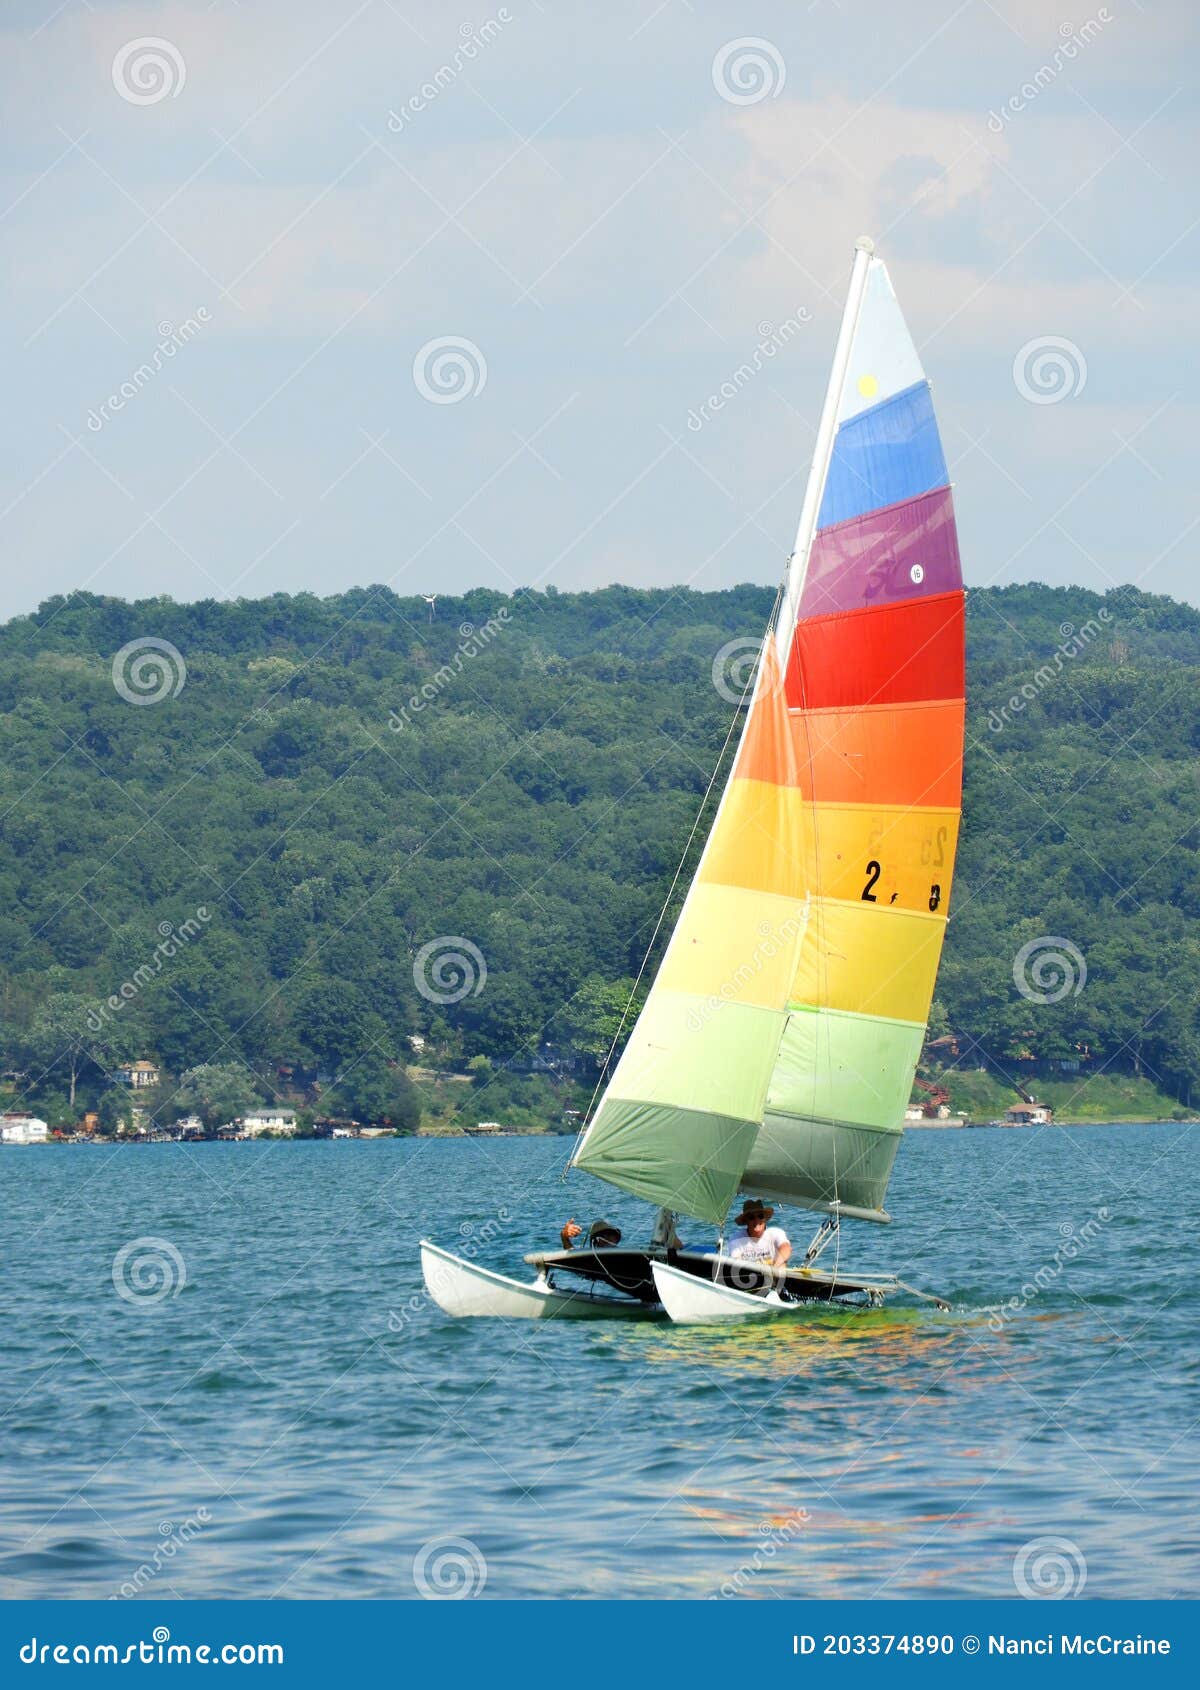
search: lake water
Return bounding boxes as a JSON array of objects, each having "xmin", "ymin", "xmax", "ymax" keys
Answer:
[{"xmin": 0, "ymin": 1126, "xmax": 1194, "ymax": 1601}]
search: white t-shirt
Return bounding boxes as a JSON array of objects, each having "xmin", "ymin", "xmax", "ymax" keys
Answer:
[{"xmin": 728, "ymin": 1225, "xmax": 789, "ymax": 1264}]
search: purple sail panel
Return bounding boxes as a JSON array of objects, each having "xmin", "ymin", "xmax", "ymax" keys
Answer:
[{"xmin": 799, "ymin": 486, "xmax": 961, "ymax": 621}]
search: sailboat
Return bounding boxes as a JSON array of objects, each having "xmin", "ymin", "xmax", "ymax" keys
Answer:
[{"xmin": 420, "ymin": 237, "xmax": 963, "ymax": 1324}]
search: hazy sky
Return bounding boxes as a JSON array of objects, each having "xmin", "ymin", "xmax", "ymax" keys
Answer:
[{"xmin": 1, "ymin": 0, "xmax": 1196, "ymax": 620}]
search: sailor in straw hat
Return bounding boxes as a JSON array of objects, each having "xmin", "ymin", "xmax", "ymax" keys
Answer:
[{"xmin": 727, "ymin": 1199, "xmax": 791, "ymax": 1270}]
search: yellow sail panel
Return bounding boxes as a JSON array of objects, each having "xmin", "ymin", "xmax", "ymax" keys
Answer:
[
  {"xmin": 700, "ymin": 785, "xmax": 958, "ymax": 914},
  {"xmin": 651, "ymin": 883, "xmax": 810, "ymax": 1010},
  {"xmin": 787, "ymin": 898, "xmax": 947, "ymax": 1024}
]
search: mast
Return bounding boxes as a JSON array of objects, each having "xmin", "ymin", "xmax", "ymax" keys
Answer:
[{"xmin": 776, "ymin": 236, "xmax": 875, "ymax": 661}]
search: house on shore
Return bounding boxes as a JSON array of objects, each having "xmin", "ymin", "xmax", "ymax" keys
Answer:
[
  {"xmin": 112, "ymin": 1060, "xmax": 160, "ymax": 1089},
  {"xmin": 162, "ymin": 1115, "xmax": 205, "ymax": 1139},
  {"xmin": 241, "ymin": 1109, "xmax": 298, "ymax": 1137},
  {"xmin": 1002, "ymin": 1102, "xmax": 1054, "ymax": 1126},
  {"xmin": 1, "ymin": 1114, "xmax": 50, "ymax": 1145}
]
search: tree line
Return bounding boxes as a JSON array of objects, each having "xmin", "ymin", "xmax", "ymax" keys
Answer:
[{"xmin": 0, "ymin": 579, "xmax": 1196, "ymax": 1131}]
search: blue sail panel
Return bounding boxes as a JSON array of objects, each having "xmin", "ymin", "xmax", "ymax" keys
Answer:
[{"xmin": 818, "ymin": 381, "xmax": 948, "ymax": 529}]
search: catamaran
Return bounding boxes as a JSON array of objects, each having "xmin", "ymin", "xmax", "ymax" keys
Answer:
[{"xmin": 421, "ymin": 237, "xmax": 964, "ymax": 1324}]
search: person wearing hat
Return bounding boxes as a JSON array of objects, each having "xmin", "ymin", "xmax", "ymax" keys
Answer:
[
  {"xmin": 728, "ymin": 1199, "xmax": 791, "ymax": 1270},
  {"xmin": 558, "ymin": 1217, "xmax": 622, "ymax": 1250}
]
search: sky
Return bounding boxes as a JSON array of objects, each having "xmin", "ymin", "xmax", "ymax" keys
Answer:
[{"xmin": 0, "ymin": 0, "xmax": 1197, "ymax": 621}]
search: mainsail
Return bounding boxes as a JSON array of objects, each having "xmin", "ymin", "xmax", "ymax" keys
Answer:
[{"xmin": 574, "ymin": 239, "xmax": 964, "ymax": 1229}]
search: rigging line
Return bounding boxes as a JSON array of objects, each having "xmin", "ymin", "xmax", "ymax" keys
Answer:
[{"xmin": 563, "ymin": 581, "xmax": 786, "ymax": 1180}]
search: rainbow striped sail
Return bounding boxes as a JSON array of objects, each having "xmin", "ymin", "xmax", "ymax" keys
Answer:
[{"xmin": 574, "ymin": 240, "xmax": 964, "ymax": 1229}]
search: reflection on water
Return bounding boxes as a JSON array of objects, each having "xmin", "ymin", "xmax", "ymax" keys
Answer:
[{"xmin": 0, "ymin": 1126, "xmax": 1196, "ymax": 1599}]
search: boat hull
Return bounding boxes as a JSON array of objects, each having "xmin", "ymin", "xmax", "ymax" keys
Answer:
[
  {"xmin": 651, "ymin": 1259, "xmax": 896, "ymax": 1324},
  {"xmin": 419, "ymin": 1240, "xmax": 660, "ymax": 1320},
  {"xmin": 652, "ymin": 1260, "xmax": 790, "ymax": 1324}
]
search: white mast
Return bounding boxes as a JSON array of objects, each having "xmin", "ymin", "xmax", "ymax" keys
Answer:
[{"xmin": 775, "ymin": 236, "xmax": 875, "ymax": 662}]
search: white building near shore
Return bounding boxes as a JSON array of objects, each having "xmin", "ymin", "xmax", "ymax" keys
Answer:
[
  {"xmin": 241, "ymin": 1109, "xmax": 298, "ymax": 1137},
  {"xmin": 1, "ymin": 1115, "xmax": 50, "ymax": 1145}
]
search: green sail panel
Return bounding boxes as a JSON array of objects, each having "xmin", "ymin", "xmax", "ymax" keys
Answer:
[
  {"xmin": 740, "ymin": 1007, "xmax": 920, "ymax": 1220},
  {"xmin": 574, "ymin": 990, "xmax": 792, "ymax": 1227}
]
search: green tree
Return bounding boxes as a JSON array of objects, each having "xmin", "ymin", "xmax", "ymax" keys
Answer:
[
  {"xmin": 175, "ymin": 1063, "xmax": 260, "ymax": 1131},
  {"xmin": 322, "ymin": 1057, "xmax": 419, "ymax": 1131},
  {"xmin": 24, "ymin": 992, "xmax": 106, "ymax": 1107}
]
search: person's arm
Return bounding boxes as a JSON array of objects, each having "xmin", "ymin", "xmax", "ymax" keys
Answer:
[
  {"xmin": 773, "ymin": 1236, "xmax": 792, "ymax": 1269},
  {"xmin": 560, "ymin": 1218, "xmax": 583, "ymax": 1250}
]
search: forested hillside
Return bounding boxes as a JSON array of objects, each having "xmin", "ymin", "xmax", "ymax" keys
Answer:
[{"xmin": 0, "ymin": 580, "xmax": 1197, "ymax": 1130}]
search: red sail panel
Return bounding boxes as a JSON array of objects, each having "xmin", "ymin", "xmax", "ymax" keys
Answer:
[{"xmin": 785, "ymin": 593, "xmax": 965, "ymax": 712}]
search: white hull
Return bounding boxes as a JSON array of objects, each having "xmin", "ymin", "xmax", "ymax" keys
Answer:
[
  {"xmin": 651, "ymin": 1260, "xmax": 792, "ymax": 1324},
  {"xmin": 419, "ymin": 1240, "xmax": 659, "ymax": 1320}
]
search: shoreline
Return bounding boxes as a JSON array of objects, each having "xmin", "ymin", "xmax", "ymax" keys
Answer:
[{"xmin": 9, "ymin": 1116, "xmax": 1195, "ymax": 1148}]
